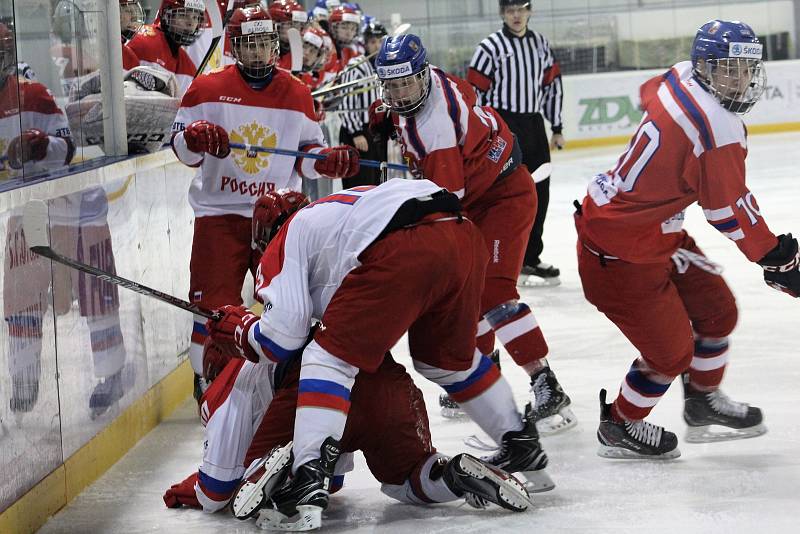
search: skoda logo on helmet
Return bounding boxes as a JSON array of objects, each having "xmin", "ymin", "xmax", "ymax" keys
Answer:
[{"xmin": 731, "ymin": 43, "xmax": 742, "ymax": 55}]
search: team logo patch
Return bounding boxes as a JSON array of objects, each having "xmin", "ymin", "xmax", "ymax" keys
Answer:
[
  {"xmin": 230, "ymin": 121, "xmax": 278, "ymax": 175},
  {"xmin": 729, "ymin": 42, "xmax": 762, "ymax": 59},
  {"xmin": 487, "ymin": 136, "xmax": 507, "ymax": 163}
]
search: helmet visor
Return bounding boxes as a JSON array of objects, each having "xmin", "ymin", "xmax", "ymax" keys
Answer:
[
  {"xmin": 697, "ymin": 57, "xmax": 766, "ymax": 114},
  {"xmin": 380, "ymin": 67, "xmax": 430, "ymax": 116},
  {"xmin": 232, "ymin": 32, "xmax": 279, "ymax": 78}
]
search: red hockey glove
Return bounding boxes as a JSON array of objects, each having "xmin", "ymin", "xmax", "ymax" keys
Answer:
[
  {"xmin": 367, "ymin": 99, "xmax": 394, "ymax": 141},
  {"xmin": 7, "ymin": 129, "xmax": 49, "ymax": 169},
  {"xmin": 183, "ymin": 120, "xmax": 231, "ymax": 158},
  {"xmin": 758, "ymin": 233, "xmax": 800, "ymax": 298},
  {"xmin": 202, "ymin": 337, "xmax": 241, "ymax": 382},
  {"xmin": 163, "ymin": 472, "xmax": 201, "ymax": 509},
  {"xmin": 314, "ymin": 145, "xmax": 360, "ymax": 178},
  {"xmin": 206, "ymin": 305, "xmax": 260, "ymax": 362},
  {"xmin": 313, "ymin": 99, "xmax": 326, "ymax": 122}
]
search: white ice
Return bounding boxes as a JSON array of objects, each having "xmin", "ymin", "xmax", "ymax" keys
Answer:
[{"xmin": 40, "ymin": 132, "xmax": 800, "ymax": 534}]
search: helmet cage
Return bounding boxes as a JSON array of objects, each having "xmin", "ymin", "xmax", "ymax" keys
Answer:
[
  {"xmin": 694, "ymin": 56, "xmax": 766, "ymax": 114},
  {"xmin": 379, "ymin": 65, "xmax": 431, "ymax": 117},
  {"xmin": 161, "ymin": 5, "xmax": 205, "ymax": 46},
  {"xmin": 231, "ymin": 31, "xmax": 280, "ymax": 78},
  {"xmin": 120, "ymin": 1, "xmax": 145, "ymax": 41}
]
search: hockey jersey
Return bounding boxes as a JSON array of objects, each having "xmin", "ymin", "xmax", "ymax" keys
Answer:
[
  {"xmin": 578, "ymin": 61, "xmax": 778, "ymax": 263},
  {"xmin": 245, "ymin": 179, "xmax": 446, "ymax": 363},
  {"xmin": 171, "ymin": 65, "xmax": 327, "ymax": 217},
  {"xmin": 0, "ymin": 76, "xmax": 74, "ymax": 181},
  {"xmin": 391, "ymin": 66, "xmax": 516, "ymax": 210},
  {"xmin": 128, "ymin": 25, "xmax": 198, "ymax": 96}
]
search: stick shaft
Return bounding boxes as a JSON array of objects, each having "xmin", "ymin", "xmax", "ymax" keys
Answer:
[{"xmin": 228, "ymin": 143, "xmax": 408, "ymax": 172}]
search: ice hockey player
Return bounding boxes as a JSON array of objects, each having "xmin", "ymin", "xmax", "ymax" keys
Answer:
[
  {"xmin": 199, "ymin": 179, "xmax": 554, "ymax": 518},
  {"xmin": 169, "ymin": 5, "xmax": 360, "ymax": 402},
  {"xmin": 370, "ymin": 34, "xmax": 576, "ymax": 435},
  {"xmin": 268, "ymin": 0, "xmax": 308, "ymax": 70},
  {"xmin": 327, "ymin": 4, "xmax": 363, "ymax": 68},
  {"xmin": 575, "ymin": 19, "xmax": 800, "ymax": 459},
  {"xmin": 128, "ymin": 0, "xmax": 205, "ymax": 95},
  {"xmin": 119, "ymin": 0, "xmax": 143, "ymax": 70}
]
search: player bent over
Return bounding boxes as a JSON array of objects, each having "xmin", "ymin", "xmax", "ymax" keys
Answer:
[
  {"xmin": 170, "ymin": 5, "xmax": 359, "ymax": 402},
  {"xmin": 575, "ymin": 20, "xmax": 800, "ymax": 459},
  {"xmin": 163, "ymin": 188, "xmax": 535, "ymax": 529},
  {"xmin": 369, "ymin": 34, "xmax": 575, "ymax": 435}
]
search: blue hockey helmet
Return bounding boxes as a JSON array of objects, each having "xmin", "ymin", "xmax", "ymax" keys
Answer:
[
  {"xmin": 375, "ymin": 34, "xmax": 431, "ymax": 116},
  {"xmin": 691, "ymin": 19, "xmax": 766, "ymax": 114}
]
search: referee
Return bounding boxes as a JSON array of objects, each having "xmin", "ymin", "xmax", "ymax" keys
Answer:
[{"xmin": 468, "ymin": 0, "xmax": 565, "ymax": 285}]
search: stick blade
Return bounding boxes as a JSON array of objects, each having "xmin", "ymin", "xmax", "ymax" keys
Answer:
[
  {"xmin": 22, "ymin": 200, "xmax": 50, "ymax": 249},
  {"xmin": 288, "ymin": 28, "xmax": 303, "ymax": 74},
  {"xmin": 393, "ymin": 23, "xmax": 411, "ymax": 36}
]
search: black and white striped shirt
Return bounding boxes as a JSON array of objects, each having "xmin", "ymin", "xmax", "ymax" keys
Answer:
[
  {"xmin": 339, "ymin": 56, "xmax": 379, "ymax": 136},
  {"xmin": 468, "ymin": 26, "xmax": 563, "ymax": 132}
]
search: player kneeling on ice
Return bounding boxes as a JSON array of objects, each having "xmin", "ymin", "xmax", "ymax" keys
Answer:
[
  {"xmin": 162, "ymin": 185, "xmax": 536, "ymax": 530},
  {"xmin": 170, "ymin": 5, "xmax": 360, "ymax": 404},
  {"xmin": 575, "ymin": 20, "xmax": 800, "ymax": 460}
]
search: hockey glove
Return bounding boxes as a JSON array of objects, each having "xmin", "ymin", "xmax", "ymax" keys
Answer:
[
  {"xmin": 7, "ymin": 129, "xmax": 49, "ymax": 169},
  {"xmin": 184, "ymin": 120, "xmax": 231, "ymax": 158},
  {"xmin": 314, "ymin": 145, "xmax": 360, "ymax": 178},
  {"xmin": 163, "ymin": 472, "xmax": 202, "ymax": 509},
  {"xmin": 202, "ymin": 337, "xmax": 240, "ymax": 382},
  {"xmin": 757, "ymin": 233, "xmax": 800, "ymax": 298},
  {"xmin": 367, "ymin": 99, "xmax": 394, "ymax": 141},
  {"xmin": 206, "ymin": 305, "xmax": 261, "ymax": 362}
]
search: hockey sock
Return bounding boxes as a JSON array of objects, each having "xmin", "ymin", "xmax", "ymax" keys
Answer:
[
  {"xmin": 381, "ymin": 454, "xmax": 459, "ymax": 505},
  {"xmin": 476, "ymin": 318, "xmax": 495, "ymax": 356},
  {"xmin": 613, "ymin": 357, "xmax": 674, "ymax": 421},
  {"xmin": 687, "ymin": 337, "xmax": 728, "ymax": 392},
  {"xmin": 484, "ymin": 300, "xmax": 549, "ymax": 367},
  {"xmin": 190, "ymin": 314, "xmax": 209, "ymax": 375},
  {"xmin": 87, "ymin": 312, "xmax": 126, "ymax": 378}
]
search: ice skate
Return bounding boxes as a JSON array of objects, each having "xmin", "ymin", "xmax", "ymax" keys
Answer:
[
  {"xmin": 442, "ymin": 453, "xmax": 533, "ymax": 512},
  {"xmin": 89, "ymin": 370, "xmax": 124, "ymax": 420},
  {"xmin": 483, "ymin": 403, "xmax": 554, "ymax": 493},
  {"xmin": 232, "ymin": 442, "xmax": 293, "ymax": 520},
  {"xmin": 596, "ymin": 389, "xmax": 680, "ymax": 460},
  {"xmin": 518, "ymin": 262, "xmax": 561, "ymax": 288},
  {"xmin": 682, "ymin": 375, "xmax": 766, "ymax": 443},
  {"xmin": 529, "ymin": 366, "xmax": 577, "ymax": 436},
  {"xmin": 439, "ymin": 350, "xmax": 500, "ymax": 419}
]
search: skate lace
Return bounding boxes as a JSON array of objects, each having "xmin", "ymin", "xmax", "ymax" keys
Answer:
[
  {"xmin": 707, "ymin": 390, "xmax": 748, "ymax": 418},
  {"xmin": 531, "ymin": 373, "xmax": 551, "ymax": 410},
  {"xmin": 625, "ymin": 419, "xmax": 663, "ymax": 447}
]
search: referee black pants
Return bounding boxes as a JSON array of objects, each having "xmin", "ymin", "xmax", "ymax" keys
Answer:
[
  {"xmin": 497, "ymin": 110, "xmax": 552, "ymax": 268},
  {"xmin": 339, "ymin": 126, "xmax": 388, "ymax": 189}
]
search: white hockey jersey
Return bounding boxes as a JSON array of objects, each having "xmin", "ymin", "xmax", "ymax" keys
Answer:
[{"xmin": 171, "ymin": 65, "xmax": 328, "ymax": 217}]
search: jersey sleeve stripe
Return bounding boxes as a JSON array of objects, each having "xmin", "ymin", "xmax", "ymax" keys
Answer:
[
  {"xmin": 664, "ymin": 70, "xmax": 714, "ymax": 150},
  {"xmin": 198, "ymin": 470, "xmax": 241, "ymax": 496},
  {"xmin": 405, "ymin": 117, "xmax": 428, "ymax": 158},
  {"xmin": 434, "ymin": 70, "xmax": 464, "ymax": 143},
  {"xmin": 252, "ymin": 323, "xmax": 299, "ymax": 363}
]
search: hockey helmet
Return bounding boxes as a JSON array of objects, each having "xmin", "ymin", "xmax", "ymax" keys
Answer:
[
  {"xmin": 302, "ymin": 26, "xmax": 329, "ymax": 71},
  {"xmin": 252, "ymin": 190, "xmax": 309, "ymax": 253},
  {"xmin": 159, "ymin": 0, "xmax": 205, "ymax": 46},
  {"xmin": 228, "ymin": 6, "xmax": 280, "ymax": 79},
  {"xmin": 328, "ymin": 5, "xmax": 361, "ymax": 45},
  {"xmin": 119, "ymin": 0, "xmax": 145, "ymax": 41},
  {"xmin": 691, "ymin": 19, "xmax": 767, "ymax": 114},
  {"xmin": 362, "ymin": 20, "xmax": 387, "ymax": 55},
  {"xmin": 52, "ymin": 0, "xmax": 92, "ymax": 44},
  {"xmin": 268, "ymin": 0, "xmax": 308, "ymax": 48},
  {"xmin": 375, "ymin": 34, "xmax": 431, "ymax": 117}
]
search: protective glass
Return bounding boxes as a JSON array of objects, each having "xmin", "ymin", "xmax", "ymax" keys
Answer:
[
  {"xmin": 696, "ymin": 57, "xmax": 766, "ymax": 114},
  {"xmin": 161, "ymin": 7, "xmax": 205, "ymax": 46},
  {"xmin": 232, "ymin": 32, "xmax": 280, "ymax": 78},
  {"xmin": 380, "ymin": 66, "xmax": 430, "ymax": 116}
]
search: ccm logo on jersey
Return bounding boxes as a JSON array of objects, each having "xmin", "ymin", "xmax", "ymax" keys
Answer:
[
  {"xmin": 377, "ymin": 62, "xmax": 413, "ymax": 79},
  {"xmin": 220, "ymin": 176, "xmax": 276, "ymax": 197},
  {"xmin": 219, "ymin": 95, "xmax": 243, "ymax": 103},
  {"xmin": 729, "ymin": 42, "xmax": 763, "ymax": 59}
]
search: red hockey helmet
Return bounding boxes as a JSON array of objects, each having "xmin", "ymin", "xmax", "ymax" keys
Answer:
[
  {"xmin": 227, "ymin": 6, "xmax": 280, "ymax": 79},
  {"xmin": 268, "ymin": 1, "xmax": 308, "ymax": 49},
  {"xmin": 159, "ymin": 0, "xmax": 205, "ymax": 46},
  {"xmin": 0, "ymin": 22, "xmax": 15, "ymax": 87},
  {"xmin": 328, "ymin": 5, "xmax": 361, "ymax": 45},
  {"xmin": 302, "ymin": 26, "xmax": 328, "ymax": 71},
  {"xmin": 252, "ymin": 190, "xmax": 309, "ymax": 254},
  {"xmin": 120, "ymin": 0, "xmax": 145, "ymax": 41}
]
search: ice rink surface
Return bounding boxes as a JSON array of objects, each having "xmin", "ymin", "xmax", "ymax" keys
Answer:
[{"xmin": 41, "ymin": 133, "xmax": 800, "ymax": 533}]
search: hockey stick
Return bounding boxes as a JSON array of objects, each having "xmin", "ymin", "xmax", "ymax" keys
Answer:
[
  {"xmin": 228, "ymin": 143, "xmax": 409, "ymax": 172},
  {"xmin": 22, "ymin": 200, "xmax": 221, "ymax": 321},
  {"xmin": 312, "ymin": 74, "xmax": 377, "ymax": 98},
  {"xmin": 194, "ymin": 0, "xmax": 233, "ymax": 79},
  {"xmin": 288, "ymin": 28, "xmax": 303, "ymax": 74}
]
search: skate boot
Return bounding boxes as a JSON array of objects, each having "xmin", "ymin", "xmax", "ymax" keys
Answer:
[
  {"xmin": 89, "ymin": 370, "xmax": 124, "ymax": 419},
  {"xmin": 596, "ymin": 389, "xmax": 680, "ymax": 460},
  {"xmin": 518, "ymin": 262, "xmax": 561, "ymax": 287},
  {"xmin": 529, "ymin": 366, "xmax": 577, "ymax": 436},
  {"xmin": 232, "ymin": 442, "xmax": 293, "ymax": 520},
  {"xmin": 258, "ymin": 437, "xmax": 342, "ymax": 531},
  {"xmin": 439, "ymin": 350, "xmax": 500, "ymax": 419},
  {"xmin": 483, "ymin": 403, "xmax": 554, "ymax": 493},
  {"xmin": 440, "ymin": 453, "xmax": 532, "ymax": 512},
  {"xmin": 9, "ymin": 378, "xmax": 40, "ymax": 414},
  {"xmin": 682, "ymin": 375, "xmax": 766, "ymax": 443}
]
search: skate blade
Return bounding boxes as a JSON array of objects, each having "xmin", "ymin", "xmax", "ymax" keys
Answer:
[
  {"xmin": 459, "ymin": 455, "xmax": 533, "ymax": 512},
  {"xmin": 517, "ymin": 469, "xmax": 555, "ymax": 493},
  {"xmin": 597, "ymin": 444, "xmax": 681, "ymax": 460},
  {"xmin": 517, "ymin": 275, "xmax": 561, "ymax": 288},
  {"xmin": 256, "ymin": 504, "xmax": 322, "ymax": 531},
  {"xmin": 440, "ymin": 407, "xmax": 468, "ymax": 419},
  {"xmin": 536, "ymin": 407, "xmax": 578, "ymax": 436},
  {"xmin": 684, "ymin": 423, "xmax": 767, "ymax": 444},
  {"xmin": 232, "ymin": 443, "xmax": 293, "ymax": 520}
]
